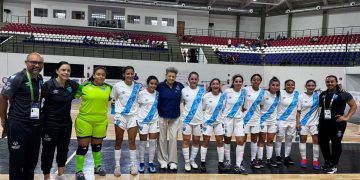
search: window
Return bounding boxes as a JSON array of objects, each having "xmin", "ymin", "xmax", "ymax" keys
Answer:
[
  {"xmin": 113, "ymin": 15, "xmax": 125, "ymax": 20},
  {"xmin": 53, "ymin": 9, "xmax": 66, "ymax": 19},
  {"xmin": 91, "ymin": 13, "xmax": 106, "ymax": 19},
  {"xmin": 72, "ymin": 11, "xmax": 85, "ymax": 20},
  {"xmin": 162, "ymin": 18, "xmax": 174, "ymax": 27},
  {"xmin": 34, "ymin": 8, "xmax": 48, "ymax": 17},
  {"xmin": 145, "ymin": 16, "xmax": 158, "ymax": 26},
  {"xmin": 127, "ymin": 15, "xmax": 140, "ymax": 24}
]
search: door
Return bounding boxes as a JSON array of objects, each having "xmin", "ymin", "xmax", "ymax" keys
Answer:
[{"xmin": 177, "ymin": 21, "xmax": 185, "ymax": 36}]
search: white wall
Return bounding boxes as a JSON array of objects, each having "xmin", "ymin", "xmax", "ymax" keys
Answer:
[
  {"xmin": 125, "ymin": 7, "xmax": 177, "ymax": 33},
  {"xmin": 178, "ymin": 10, "xmax": 209, "ymax": 32},
  {"xmin": 209, "ymin": 14, "xmax": 237, "ymax": 34},
  {"xmin": 239, "ymin": 16, "xmax": 261, "ymax": 38},
  {"xmin": 328, "ymin": 8, "xmax": 360, "ymax": 35},
  {"xmin": 31, "ymin": 0, "xmax": 88, "ymax": 27},
  {"xmin": 292, "ymin": 12, "xmax": 323, "ymax": 37},
  {"xmin": 0, "ymin": 52, "xmax": 351, "ymax": 91},
  {"xmin": 3, "ymin": 2, "xmax": 30, "ymax": 23},
  {"xmin": 265, "ymin": 15, "xmax": 288, "ymax": 38}
]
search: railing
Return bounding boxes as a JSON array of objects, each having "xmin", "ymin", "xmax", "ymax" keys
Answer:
[
  {"xmin": 3, "ymin": 15, "xmax": 28, "ymax": 24},
  {"xmin": 183, "ymin": 28, "xmax": 261, "ymax": 39}
]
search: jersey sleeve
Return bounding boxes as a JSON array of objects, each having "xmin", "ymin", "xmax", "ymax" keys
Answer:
[
  {"xmin": 341, "ymin": 92, "xmax": 353, "ymax": 102},
  {"xmin": 1, "ymin": 73, "xmax": 22, "ymax": 97},
  {"xmin": 297, "ymin": 94, "xmax": 303, "ymax": 111},
  {"xmin": 319, "ymin": 92, "xmax": 325, "ymax": 107},
  {"xmin": 41, "ymin": 81, "xmax": 51, "ymax": 100},
  {"xmin": 75, "ymin": 83, "xmax": 85, "ymax": 99},
  {"xmin": 110, "ymin": 83, "xmax": 118, "ymax": 99},
  {"xmin": 201, "ymin": 94, "xmax": 207, "ymax": 111}
]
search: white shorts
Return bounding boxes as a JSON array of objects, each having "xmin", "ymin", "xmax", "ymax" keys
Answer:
[
  {"xmin": 277, "ymin": 121, "xmax": 296, "ymax": 138},
  {"xmin": 202, "ymin": 123, "xmax": 224, "ymax": 136},
  {"xmin": 114, "ymin": 113, "xmax": 137, "ymax": 130},
  {"xmin": 260, "ymin": 124, "xmax": 277, "ymax": 133},
  {"xmin": 138, "ymin": 120, "xmax": 159, "ymax": 134},
  {"xmin": 300, "ymin": 125, "xmax": 318, "ymax": 136},
  {"xmin": 223, "ymin": 117, "xmax": 245, "ymax": 137},
  {"xmin": 182, "ymin": 123, "xmax": 202, "ymax": 136},
  {"xmin": 244, "ymin": 124, "xmax": 260, "ymax": 134}
]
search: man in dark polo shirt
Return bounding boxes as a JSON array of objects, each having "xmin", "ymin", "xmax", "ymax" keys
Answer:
[{"xmin": 0, "ymin": 52, "xmax": 44, "ymax": 180}]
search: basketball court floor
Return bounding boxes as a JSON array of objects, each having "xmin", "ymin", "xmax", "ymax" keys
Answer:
[{"xmin": 0, "ymin": 102, "xmax": 359, "ymax": 180}]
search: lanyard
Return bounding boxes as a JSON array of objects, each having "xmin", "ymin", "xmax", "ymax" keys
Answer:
[
  {"xmin": 323, "ymin": 93, "xmax": 337, "ymax": 109},
  {"xmin": 26, "ymin": 71, "xmax": 41, "ymax": 102}
]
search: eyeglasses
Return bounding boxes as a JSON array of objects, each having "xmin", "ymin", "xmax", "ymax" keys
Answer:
[{"xmin": 26, "ymin": 61, "xmax": 44, "ymax": 65}]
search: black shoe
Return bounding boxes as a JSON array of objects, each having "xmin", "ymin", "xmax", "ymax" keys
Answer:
[
  {"xmin": 258, "ymin": 159, "xmax": 264, "ymax": 168},
  {"xmin": 233, "ymin": 165, "xmax": 248, "ymax": 174},
  {"xmin": 266, "ymin": 158, "xmax": 278, "ymax": 167},
  {"xmin": 250, "ymin": 159, "xmax": 261, "ymax": 169},
  {"xmin": 321, "ymin": 163, "xmax": 332, "ymax": 172},
  {"xmin": 284, "ymin": 156, "xmax": 295, "ymax": 165},
  {"xmin": 275, "ymin": 156, "xmax": 282, "ymax": 165},
  {"xmin": 200, "ymin": 162, "xmax": 207, "ymax": 172},
  {"xmin": 326, "ymin": 166, "xmax": 338, "ymax": 174},
  {"xmin": 223, "ymin": 160, "xmax": 232, "ymax": 171},
  {"xmin": 218, "ymin": 162, "xmax": 226, "ymax": 172}
]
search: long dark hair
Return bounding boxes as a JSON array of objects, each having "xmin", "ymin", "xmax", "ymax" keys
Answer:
[
  {"xmin": 88, "ymin": 66, "xmax": 107, "ymax": 82},
  {"xmin": 326, "ymin": 75, "xmax": 344, "ymax": 92},
  {"xmin": 284, "ymin": 79, "xmax": 295, "ymax": 90},
  {"xmin": 122, "ymin": 66, "xmax": 135, "ymax": 81},
  {"xmin": 207, "ymin": 78, "xmax": 221, "ymax": 92},
  {"xmin": 52, "ymin": 61, "xmax": 70, "ymax": 78},
  {"xmin": 268, "ymin": 76, "xmax": 280, "ymax": 97},
  {"xmin": 230, "ymin": 74, "xmax": 243, "ymax": 88}
]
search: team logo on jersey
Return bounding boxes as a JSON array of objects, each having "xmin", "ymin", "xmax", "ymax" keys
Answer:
[
  {"xmin": 11, "ymin": 141, "xmax": 20, "ymax": 150},
  {"xmin": 52, "ymin": 90, "xmax": 59, "ymax": 94},
  {"xmin": 100, "ymin": 87, "xmax": 105, "ymax": 91},
  {"xmin": 228, "ymin": 96, "xmax": 232, "ymax": 99},
  {"xmin": 209, "ymin": 100, "xmax": 212, "ymax": 103},
  {"xmin": 25, "ymin": 82, "xmax": 30, "ymax": 87},
  {"xmin": 43, "ymin": 134, "xmax": 52, "ymax": 141},
  {"xmin": 185, "ymin": 94, "xmax": 189, "ymax": 97},
  {"xmin": 121, "ymin": 91, "xmax": 125, "ymax": 94},
  {"xmin": 304, "ymin": 101, "xmax": 308, "ymax": 103},
  {"xmin": 67, "ymin": 87, "xmax": 72, "ymax": 93},
  {"xmin": 182, "ymin": 126, "xmax": 187, "ymax": 132},
  {"xmin": 176, "ymin": 85, "xmax": 181, "ymax": 91},
  {"xmin": 282, "ymin": 97, "xmax": 286, "ymax": 99},
  {"xmin": 266, "ymin": 98, "xmax": 269, "ymax": 100},
  {"xmin": 247, "ymin": 95, "xmax": 251, "ymax": 97},
  {"xmin": 145, "ymin": 98, "xmax": 148, "ymax": 102}
]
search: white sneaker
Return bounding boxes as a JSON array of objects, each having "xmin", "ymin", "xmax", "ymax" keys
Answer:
[
  {"xmin": 57, "ymin": 174, "xmax": 65, "ymax": 180},
  {"xmin": 130, "ymin": 164, "xmax": 138, "ymax": 175},
  {"xmin": 160, "ymin": 162, "xmax": 168, "ymax": 169},
  {"xmin": 190, "ymin": 160, "xmax": 198, "ymax": 169},
  {"xmin": 184, "ymin": 162, "xmax": 191, "ymax": 172},
  {"xmin": 114, "ymin": 165, "xmax": 121, "ymax": 177},
  {"xmin": 169, "ymin": 163, "xmax": 177, "ymax": 170}
]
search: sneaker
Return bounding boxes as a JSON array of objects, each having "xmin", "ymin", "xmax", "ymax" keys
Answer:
[
  {"xmin": 190, "ymin": 160, "xmax": 198, "ymax": 169},
  {"xmin": 184, "ymin": 162, "xmax": 191, "ymax": 172},
  {"xmin": 250, "ymin": 160, "xmax": 260, "ymax": 169},
  {"xmin": 160, "ymin": 162, "xmax": 168, "ymax": 169},
  {"xmin": 233, "ymin": 165, "xmax": 242, "ymax": 174},
  {"xmin": 266, "ymin": 158, "xmax": 278, "ymax": 167},
  {"xmin": 258, "ymin": 159, "xmax": 264, "ymax": 168},
  {"xmin": 114, "ymin": 165, "xmax": 121, "ymax": 177},
  {"xmin": 169, "ymin": 163, "xmax": 178, "ymax": 171},
  {"xmin": 94, "ymin": 166, "xmax": 106, "ymax": 176},
  {"xmin": 130, "ymin": 164, "xmax": 138, "ymax": 175},
  {"xmin": 301, "ymin": 159, "xmax": 307, "ymax": 168},
  {"xmin": 322, "ymin": 163, "xmax": 332, "ymax": 172},
  {"xmin": 148, "ymin": 163, "xmax": 157, "ymax": 173},
  {"xmin": 224, "ymin": 160, "xmax": 232, "ymax": 171},
  {"xmin": 313, "ymin": 160, "xmax": 321, "ymax": 170},
  {"xmin": 284, "ymin": 156, "xmax": 295, "ymax": 165},
  {"xmin": 138, "ymin": 163, "xmax": 145, "ymax": 173},
  {"xmin": 326, "ymin": 166, "xmax": 337, "ymax": 174},
  {"xmin": 218, "ymin": 162, "xmax": 226, "ymax": 172},
  {"xmin": 200, "ymin": 162, "xmax": 207, "ymax": 172},
  {"xmin": 57, "ymin": 174, "xmax": 65, "ymax": 180},
  {"xmin": 275, "ymin": 156, "xmax": 282, "ymax": 165},
  {"xmin": 75, "ymin": 171, "xmax": 86, "ymax": 180}
]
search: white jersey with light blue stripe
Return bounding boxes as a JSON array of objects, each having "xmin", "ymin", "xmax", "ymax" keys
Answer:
[
  {"xmin": 297, "ymin": 92, "xmax": 319, "ymax": 126},
  {"xmin": 243, "ymin": 86, "xmax": 263, "ymax": 126},
  {"xmin": 260, "ymin": 91, "xmax": 279, "ymax": 125},
  {"xmin": 111, "ymin": 80, "xmax": 140, "ymax": 115},
  {"xmin": 202, "ymin": 92, "xmax": 225, "ymax": 125},
  {"xmin": 181, "ymin": 86, "xmax": 204, "ymax": 125},
  {"xmin": 222, "ymin": 88, "xmax": 245, "ymax": 119},
  {"xmin": 277, "ymin": 90, "xmax": 298, "ymax": 122},
  {"xmin": 137, "ymin": 89, "xmax": 159, "ymax": 124}
]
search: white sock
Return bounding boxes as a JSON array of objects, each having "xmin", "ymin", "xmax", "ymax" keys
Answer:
[
  {"xmin": 200, "ymin": 146, "xmax": 208, "ymax": 162},
  {"xmin": 313, "ymin": 144, "xmax": 319, "ymax": 161},
  {"xmin": 148, "ymin": 139, "xmax": 156, "ymax": 163},
  {"xmin": 139, "ymin": 141, "xmax": 146, "ymax": 163},
  {"xmin": 257, "ymin": 146, "xmax": 264, "ymax": 160},
  {"xmin": 275, "ymin": 142, "xmax": 282, "ymax": 157},
  {"xmin": 236, "ymin": 145, "xmax": 244, "ymax": 167},
  {"xmin": 266, "ymin": 146, "xmax": 273, "ymax": 159},
  {"xmin": 190, "ymin": 146, "xmax": 199, "ymax": 161},
  {"xmin": 251, "ymin": 142, "xmax": 258, "ymax": 160},
  {"xmin": 183, "ymin": 147, "xmax": 190, "ymax": 163},
  {"xmin": 129, "ymin": 150, "xmax": 137, "ymax": 165},
  {"xmin": 115, "ymin": 149, "xmax": 121, "ymax": 166},
  {"xmin": 299, "ymin": 143, "xmax": 307, "ymax": 160},
  {"xmin": 285, "ymin": 142, "xmax": 292, "ymax": 157},
  {"xmin": 224, "ymin": 143, "xmax": 231, "ymax": 162},
  {"xmin": 217, "ymin": 146, "xmax": 224, "ymax": 162}
]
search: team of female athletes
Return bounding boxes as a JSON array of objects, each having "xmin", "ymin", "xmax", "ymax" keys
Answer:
[{"xmin": 40, "ymin": 62, "xmax": 357, "ymax": 180}]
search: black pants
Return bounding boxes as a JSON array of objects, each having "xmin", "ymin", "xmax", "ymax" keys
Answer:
[
  {"xmin": 318, "ymin": 120, "xmax": 346, "ymax": 166},
  {"xmin": 41, "ymin": 121, "xmax": 72, "ymax": 174},
  {"xmin": 7, "ymin": 119, "xmax": 43, "ymax": 180}
]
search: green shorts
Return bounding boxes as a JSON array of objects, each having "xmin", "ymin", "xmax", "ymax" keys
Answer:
[{"xmin": 75, "ymin": 118, "xmax": 108, "ymax": 138}]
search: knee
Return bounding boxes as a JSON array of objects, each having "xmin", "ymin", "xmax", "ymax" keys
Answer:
[
  {"xmin": 91, "ymin": 144, "xmax": 102, "ymax": 152},
  {"xmin": 192, "ymin": 139, "xmax": 200, "ymax": 146},
  {"xmin": 76, "ymin": 146, "xmax": 88, "ymax": 155},
  {"xmin": 183, "ymin": 139, "xmax": 190, "ymax": 147},
  {"xmin": 115, "ymin": 139, "xmax": 123, "ymax": 149},
  {"xmin": 202, "ymin": 141, "xmax": 209, "ymax": 148}
]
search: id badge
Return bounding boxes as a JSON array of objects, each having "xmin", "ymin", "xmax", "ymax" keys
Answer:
[
  {"xmin": 30, "ymin": 102, "xmax": 40, "ymax": 119},
  {"xmin": 324, "ymin": 109, "xmax": 331, "ymax": 120}
]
